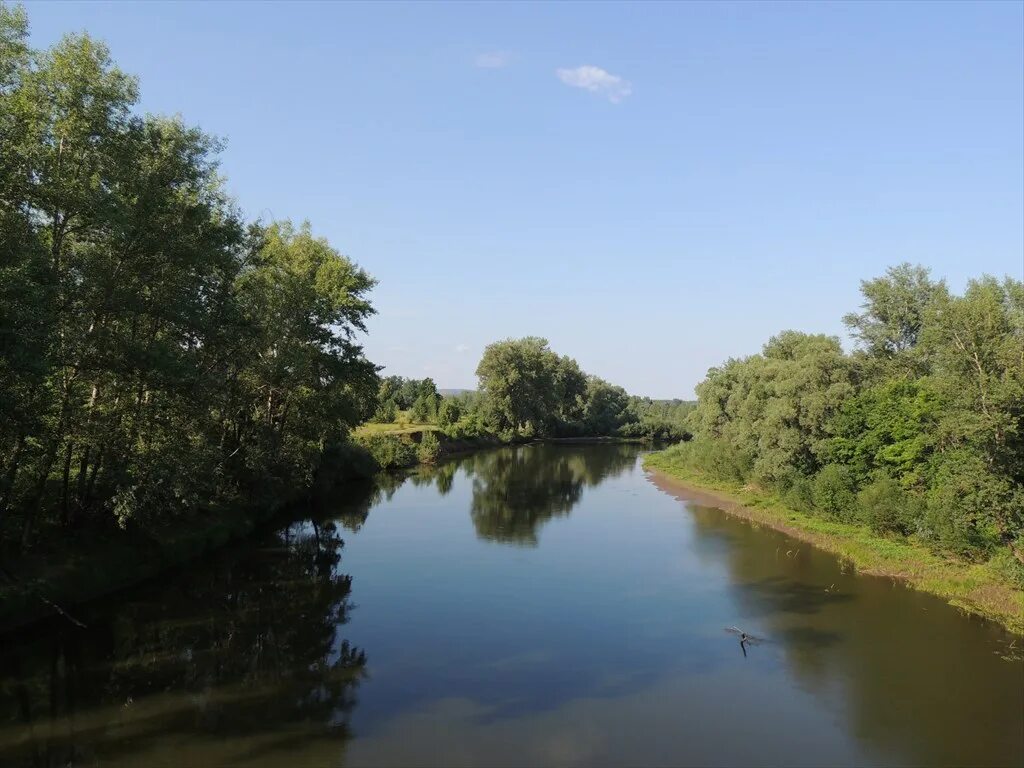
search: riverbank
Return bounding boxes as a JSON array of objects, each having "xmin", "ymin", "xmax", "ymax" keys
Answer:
[
  {"xmin": 355, "ymin": 428, "xmax": 648, "ymax": 470},
  {"xmin": 643, "ymin": 452, "xmax": 1024, "ymax": 635}
]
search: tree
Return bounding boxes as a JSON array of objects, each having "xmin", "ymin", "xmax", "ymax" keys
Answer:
[
  {"xmin": 582, "ymin": 377, "xmax": 632, "ymax": 436},
  {"xmin": 0, "ymin": 13, "xmax": 381, "ymax": 549},
  {"xmin": 678, "ymin": 264, "xmax": 1024, "ymax": 569},
  {"xmin": 690, "ymin": 331, "xmax": 854, "ymax": 483},
  {"xmin": 230, "ymin": 221, "xmax": 378, "ymax": 483},
  {"xmin": 410, "ymin": 378, "xmax": 440, "ymax": 423},
  {"xmin": 843, "ymin": 263, "xmax": 947, "ymax": 370},
  {"xmin": 474, "ymin": 337, "xmax": 588, "ymax": 437},
  {"xmin": 436, "ymin": 398, "xmax": 462, "ymax": 428},
  {"xmin": 475, "ymin": 337, "xmax": 558, "ymax": 436},
  {"xmin": 921, "ymin": 276, "xmax": 1024, "ymax": 560}
]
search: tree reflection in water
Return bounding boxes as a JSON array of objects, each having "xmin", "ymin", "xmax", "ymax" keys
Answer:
[
  {"xmin": 455, "ymin": 444, "xmax": 637, "ymax": 546},
  {"xmin": 0, "ymin": 505, "xmax": 368, "ymax": 767}
]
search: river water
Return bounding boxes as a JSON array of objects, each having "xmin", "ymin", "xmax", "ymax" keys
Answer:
[{"xmin": 1, "ymin": 444, "xmax": 1021, "ymax": 767}]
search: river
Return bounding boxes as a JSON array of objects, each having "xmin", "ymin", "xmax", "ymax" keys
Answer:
[{"xmin": 1, "ymin": 444, "xmax": 1021, "ymax": 767}]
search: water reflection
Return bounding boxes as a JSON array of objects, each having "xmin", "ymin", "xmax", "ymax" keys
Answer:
[
  {"xmin": 0, "ymin": 505, "xmax": 369, "ymax": 767},
  {"xmin": 2, "ymin": 447, "xmax": 1021, "ymax": 768},
  {"xmin": 683, "ymin": 501, "xmax": 1024, "ymax": 768},
  {"xmin": 444, "ymin": 444, "xmax": 636, "ymax": 546}
]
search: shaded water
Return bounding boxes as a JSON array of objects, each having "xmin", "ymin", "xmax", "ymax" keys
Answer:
[{"xmin": 1, "ymin": 444, "xmax": 1021, "ymax": 767}]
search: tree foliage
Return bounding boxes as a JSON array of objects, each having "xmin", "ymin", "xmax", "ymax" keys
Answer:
[
  {"xmin": 681, "ymin": 264, "xmax": 1024, "ymax": 566},
  {"xmin": 0, "ymin": 13, "xmax": 379, "ymax": 548}
]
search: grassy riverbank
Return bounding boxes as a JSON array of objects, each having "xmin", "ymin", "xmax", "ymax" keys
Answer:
[
  {"xmin": 644, "ymin": 449, "xmax": 1024, "ymax": 635},
  {"xmin": 353, "ymin": 426, "xmax": 646, "ymax": 470}
]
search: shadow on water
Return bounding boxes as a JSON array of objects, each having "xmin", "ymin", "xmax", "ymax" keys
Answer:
[
  {"xmin": 0, "ymin": 490, "xmax": 376, "ymax": 767},
  {"xmin": 737, "ymin": 575, "xmax": 856, "ymax": 616}
]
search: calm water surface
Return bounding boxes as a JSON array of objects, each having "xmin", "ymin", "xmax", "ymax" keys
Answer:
[{"xmin": 1, "ymin": 444, "xmax": 1021, "ymax": 767}]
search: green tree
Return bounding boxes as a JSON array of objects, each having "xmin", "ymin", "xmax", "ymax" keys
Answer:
[
  {"xmin": 921, "ymin": 276, "xmax": 1024, "ymax": 559},
  {"xmin": 843, "ymin": 263, "xmax": 947, "ymax": 369},
  {"xmin": 475, "ymin": 337, "xmax": 586, "ymax": 437},
  {"xmin": 678, "ymin": 264, "xmax": 1023, "ymax": 569},
  {"xmin": 582, "ymin": 377, "xmax": 632, "ymax": 436},
  {"xmin": 437, "ymin": 397, "xmax": 462, "ymax": 427},
  {"xmin": 690, "ymin": 331, "xmax": 854, "ymax": 484},
  {"xmin": 0, "ymin": 12, "xmax": 381, "ymax": 550}
]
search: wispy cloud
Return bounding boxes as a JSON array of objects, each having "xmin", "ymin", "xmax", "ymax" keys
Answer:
[
  {"xmin": 455, "ymin": 343, "xmax": 470, "ymax": 354},
  {"xmin": 475, "ymin": 51, "xmax": 510, "ymax": 69},
  {"xmin": 556, "ymin": 65, "xmax": 631, "ymax": 103}
]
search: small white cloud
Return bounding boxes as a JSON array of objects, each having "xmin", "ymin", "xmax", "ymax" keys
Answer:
[
  {"xmin": 455, "ymin": 343, "xmax": 470, "ymax": 354},
  {"xmin": 556, "ymin": 65, "xmax": 631, "ymax": 103},
  {"xmin": 475, "ymin": 51, "xmax": 510, "ymax": 69}
]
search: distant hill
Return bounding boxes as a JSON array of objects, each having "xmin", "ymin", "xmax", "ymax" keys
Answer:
[{"xmin": 439, "ymin": 388, "xmax": 475, "ymax": 397}]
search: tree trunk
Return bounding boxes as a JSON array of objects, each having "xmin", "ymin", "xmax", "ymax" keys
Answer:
[
  {"xmin": 76, "ymin": 444, "xmax": 91, "ymax": 508},
  {"xmin": 60, "ymin": 441, "xmax": 74, "ymax": 526},
  {"xmin": 0, "ymin": 434, "xmax": 26, "ymax": 518}
]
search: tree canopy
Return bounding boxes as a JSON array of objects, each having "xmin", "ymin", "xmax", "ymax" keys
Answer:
[
  {"xmin": 0, "ymin": 10, "xmax": 379, "ymax": 548},
  {"xmin": 677, "ymin": 264, "xmax": 1024, "ymax": 567}
]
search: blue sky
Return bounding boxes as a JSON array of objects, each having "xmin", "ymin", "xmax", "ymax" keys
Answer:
[{"xmin": 24, "ymin": 1, "xmax": 1024, "ymax": 398}]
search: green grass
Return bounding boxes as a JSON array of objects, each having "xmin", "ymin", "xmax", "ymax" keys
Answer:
[
  {"xmin": 644, "ymin": 450, "xmax": 1024, "ymax": 635},
  {"xmin": 353, "ymin": 421, "xmax": 438, "ymax": 437}
]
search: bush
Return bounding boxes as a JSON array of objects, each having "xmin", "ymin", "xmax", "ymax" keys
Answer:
[
  {"xmin": 923, "ymin": 449, "xmax": 1012, "ymax": 558},
  {"xmin": 437, "ymin": 398, "xmax": 462, "ymax": 427},
  {"xmin": 417, "ymin": 430, "xmax": 441, "ymax": 464},
  {"xmin": 318, "ymin": 438, "xmax": 377, "ymax": 483},
  {"xmin": 372, "ymin": 399, "xmax": 398, "ymax": 423},
  {"xmin": 682, "ymin": 439, "xmax": 752, "ymax": 484},
  {"xmin": 857, "ymin": 475, "xmax": 913, "ymax": 534},
  {"xmin": 812, "ymin": 464, "xmax": 858, "ymax": 521},
  {"xmin": 355, "ymin": 433, "xmax": 418, "ymax": 470},
  {"xmin": 989, "ymin": 546, "xmax": 1024, "ymax": 590},
  {"xmin": 782, "ymin": 473, "xmax": 815, "ymax": 514}
]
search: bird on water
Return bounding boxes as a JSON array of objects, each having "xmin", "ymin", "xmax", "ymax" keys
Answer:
[{"xmin": 724, "ymin": 626, "xmax": 765, "ymax": 656}]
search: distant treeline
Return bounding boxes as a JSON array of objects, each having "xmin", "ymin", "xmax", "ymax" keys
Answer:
[
  {"xmin": 0, "ymin": 8, "xmax": 379, "ymax": 550},
  {"xmin": 663, "ymin": 265, "xmax": 1023, "ymax": 575},
  {"xmin": 370, "ymin": 340, "xmax": 695, "ymax": 442}
]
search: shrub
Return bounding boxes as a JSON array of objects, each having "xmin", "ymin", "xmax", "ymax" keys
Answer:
[
  {"xmin": 355, "ymin": 433, "xmax": 418, "ymax": 470},
  {"xmin": 812, "ymin": 464, "xmax": 858, "ymax": 521},
  {"xmin": 923, "ymin": 449, "xmax": 1012, "ymax": 558},
  {"xmin": 989, "ymin": 546, "xmax": 1024, "ymax": 590},
  {"xmin": 685, "ymin": 439, "xmax": 753, "ymax": 484},
  {"xmin": 417, "ymin": 430, "xmax": 441, "ymax": 464},
  {"xmin": 319, "ymin": 438, "xmax": 377, "ymax": 484},
  {"xmin": 783, "ymin": 473, "xmax": 815, "ymax": 514},
  {"xmin": 437, "ymin": 398, "xmax": 462, "ymax": 427},
  {"xmin": 372, "ymin": 399, "xmax": 398, "ymax": 423},
  {"xmin": 857, "ymin": 475, "xmax": 913, "ymax": 535}
]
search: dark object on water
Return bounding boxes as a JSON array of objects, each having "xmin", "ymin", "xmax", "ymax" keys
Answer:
[{"xmin": 724, "ymin": 626, "xmax": 765, "ymax": 657}]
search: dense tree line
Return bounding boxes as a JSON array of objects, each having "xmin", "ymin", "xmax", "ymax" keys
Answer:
[
  {"xmin": 469, "ymin": 337, "xmax": 692, "ymax": 440},
  {"xmin": 372, "ymin": 375, "xmax": 441, "ymax": 423},
  {"xmin": 0, "ymin": 7, "xmax": 378, "ymax": 550},
  {"xmin": 671, "ymin": 264, "xmax": 1023, "ymax": 571},
  {"xmin": 372, "ymin": 337, "xmax": 693, "ymax": 442}
]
